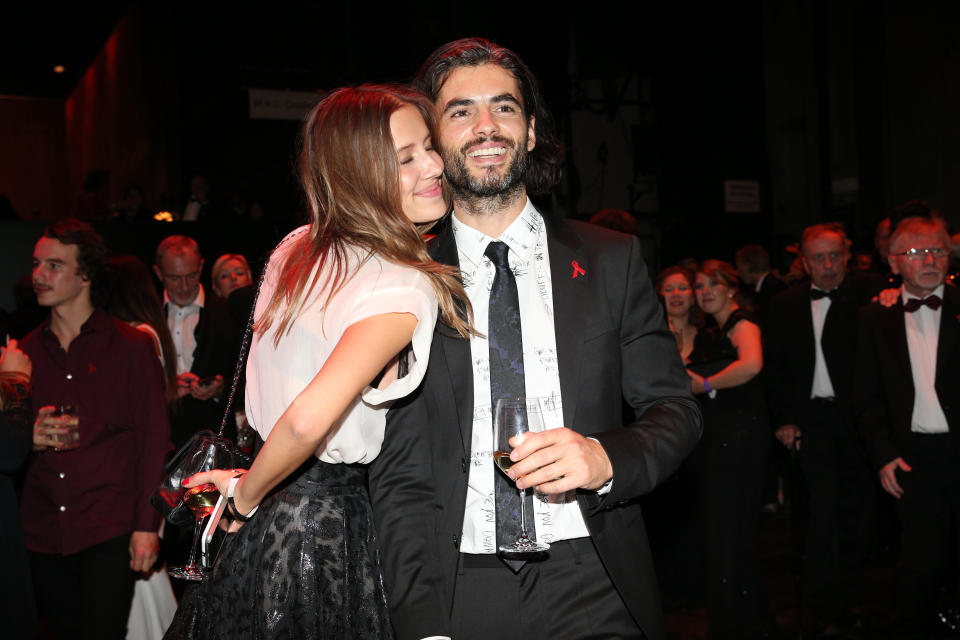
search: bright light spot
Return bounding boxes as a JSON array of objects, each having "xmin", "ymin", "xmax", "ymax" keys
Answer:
[
  {"xmin": 154, "ymin": 211, "xmax": 174, "ymax": 222},
  {"xmin": 53, "ymin": 65, "xmax": 65, "ymax": 74}
]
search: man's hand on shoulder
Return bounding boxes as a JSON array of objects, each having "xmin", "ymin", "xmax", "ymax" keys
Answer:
[
  {"xmin": 507, "ymin": 428, "xmax": 613, "ymax": 493},
  {"xmin": 129, "ymin": 530, "xmax": 160, "ymax": 574}
]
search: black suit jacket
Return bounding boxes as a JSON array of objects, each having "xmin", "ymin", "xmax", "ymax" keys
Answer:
[
  {"xmin": 744, "ymin": 272, "xmax": 787, "ymax": 328},
  {"xmin": 168, "ymin": 293, "xmax": 241, "ymax": 446},
  {"xmin": 855, "ymin": 285, "xmax": 960, "ymax": 470},
  {"xmin": 767, "ymin": 273, "xmax": 882, "ymax": 427},
  {"xmin": 368, "ymin": 214, "xmax": 701, "ymax": 640}
]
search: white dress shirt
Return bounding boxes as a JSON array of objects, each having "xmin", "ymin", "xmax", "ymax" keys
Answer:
[
  {"xmin": 809, "ymin": 286, "xmax": 837, "ymax": 399},
  {"xmin": 903, "ymin": 285, "xmax": 949, "ymax": 434},
  {"xmin": 454, "ymin": 199, "xmax": 590, "ymax": 555},
  {"xmin": 165, "ymin": 286, "xmax": 204, "ymax": 375}
]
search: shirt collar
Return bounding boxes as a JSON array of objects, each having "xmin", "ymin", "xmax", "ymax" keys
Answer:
[
  {"xmin": 901, "ymin": 283, "xmax": 944, "ymax": 304},
  {"xmin": 451, "ymin": 197, "xmax": 542, "ymax": 268},
  {"xmin": 163, "ymin": 285, "xmax": 205, "ymax": 310},
  {"xmin": 754, "ymin": 271, "xmax": 769, "ymax": 293},
  {"xmin": 40, "ymin": 308, "xmax": 110, "ymax": 342}
]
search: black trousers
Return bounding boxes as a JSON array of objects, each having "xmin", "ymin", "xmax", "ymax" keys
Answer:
[
  {"xmin": 451, "ymin": 538, "xmax": 646, "ymax": 640},
  {"xmin": 894, "ymin": 433, "xmax": 960, "ymax": 625},
  {"xmin": 797, "ymin": 401, "xmax": 877, "ymax": 624},
  {"xmin": 700, "ymin": 418, "xmax": 772, "ymax": 639},
  {"xmin": 30, "ymin": 534, "xmax": 136, "ymax": 640}
]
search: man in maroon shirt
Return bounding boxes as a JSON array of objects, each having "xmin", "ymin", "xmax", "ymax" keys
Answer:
[{"xmin": 22, "ymin": 219, "xmax": 172, "ymax": 639}]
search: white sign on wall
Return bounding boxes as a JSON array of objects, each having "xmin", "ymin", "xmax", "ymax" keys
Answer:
[
  {"xmin": 248, "ymin": 88, "xmax": 322, "ymax": 121},
  {"xmin": 723, "ymin": 179, "xmax": 761, "ymax": 213}
]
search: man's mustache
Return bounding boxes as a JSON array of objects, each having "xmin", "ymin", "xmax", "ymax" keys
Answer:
[{"xmin": 457, "ymin": 135, "xmax": 517, "ymax": 156}]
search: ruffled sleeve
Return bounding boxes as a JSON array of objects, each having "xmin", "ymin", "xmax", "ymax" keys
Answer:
[{"xmin": 353, "ymin": 265, "xmax": 438, "ymax": 407}]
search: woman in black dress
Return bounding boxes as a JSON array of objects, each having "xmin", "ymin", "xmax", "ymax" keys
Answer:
[{"xmin": 686, "ymin": 259, "xmax": 773, "ymax": 639}]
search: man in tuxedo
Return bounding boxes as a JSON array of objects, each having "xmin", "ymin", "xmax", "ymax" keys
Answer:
[
  {"xmin": 153, "ymin": 235, "xmax": 238, "ymax": 447},
  {"xmin": 856, "ymin": 216, "xmax": 960, "ymax": 636},
  {"xmin": 767, "ymin": 223, "xmax": 881, "ymax": 636},
  {"xmin": 368, "ymin": 38, "xmax": 701, "ymax": 640}
]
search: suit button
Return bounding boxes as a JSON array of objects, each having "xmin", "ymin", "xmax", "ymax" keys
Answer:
[
  {"xmin": 461, "ymin": 458, "xmax": 467, "ymax": 473},
  {"xmin": 453, "ymin": 535, "xmax": 460, "ymax": 548}
]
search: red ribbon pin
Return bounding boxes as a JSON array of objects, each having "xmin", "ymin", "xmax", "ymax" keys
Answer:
[{"xmin": 571, "ymin": 260, "xmax": 585, "ymax": 279}]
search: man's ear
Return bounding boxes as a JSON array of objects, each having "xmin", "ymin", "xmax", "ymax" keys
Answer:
[
  {"xmin": 526, "ymin": 115, "xmax": 536, "ymax": 152},
  {"xmin": 153, "ymin": 264, "xmax": 163, "ymax": 282}
]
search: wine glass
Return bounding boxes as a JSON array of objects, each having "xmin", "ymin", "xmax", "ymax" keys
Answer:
[
  {"xmin": 493, "ymin": 397, "xmax": 550, "ymax": 554},
  {"xmin": 168, "ymin": 482, "xmax": 221, "ymax": 580},
  {"xmin": 167, "ymin": 438, "xmax": 230, "ymax": 581}
]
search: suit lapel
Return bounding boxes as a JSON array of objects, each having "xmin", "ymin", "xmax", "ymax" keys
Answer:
[
  {"xmin": 547, "ymin": 221, "xmax": 587, "ymax": 428},
  {"xmin": 428, "ymin": 216, "xmax": 474, "ymax": 453},
  {"xmin": 883, "ymin": 299, "xmax": 914, "ymax": 403},
  {"xmin": 936, "ymin": 286, "xmax": 960, "ymax": 383}
]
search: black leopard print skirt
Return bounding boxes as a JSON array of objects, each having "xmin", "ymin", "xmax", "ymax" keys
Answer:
[{"xmin": 164, "ymin": 459, "xmax": 392, "ymax": 639}]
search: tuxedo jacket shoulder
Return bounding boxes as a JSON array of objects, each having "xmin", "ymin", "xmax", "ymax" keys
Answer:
[
  {"xmin": 368, "ymin": 213, "xmax": 700, "ymax": 640},
  {"xmin": 191, "ymin": 294, "xmax": 241, "ymax": 379},
  {"xmin": 854, "ymin": 285, "xmax": 960, "ymax": 470}
]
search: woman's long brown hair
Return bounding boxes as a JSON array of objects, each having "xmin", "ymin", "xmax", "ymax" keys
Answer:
[{"xmin": 256, "ymin": 84, "xmax": 473, "ymax": 345}]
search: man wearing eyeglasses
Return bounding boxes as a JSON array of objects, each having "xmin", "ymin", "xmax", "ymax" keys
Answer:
[
  {"xmin": 767, "ymin": 223, "xmax": 882, "ymax": 636},
  {"xmin": 856, "ymin": 216, "xmax": 960, "ymax": 637},
  {"xmin": 154, "ymin": 235, "xmax": 239, "ymax": 448}
]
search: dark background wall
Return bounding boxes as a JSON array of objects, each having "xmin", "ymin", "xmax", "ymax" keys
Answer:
[{"xmin": 1, "ymin": 0, "xmax": 958, "ymax": 312}]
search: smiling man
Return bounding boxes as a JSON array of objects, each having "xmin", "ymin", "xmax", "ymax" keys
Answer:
[
  {"xmin": 21, "ymin": 219, "xmax": 170, "ymax": 639},
  {"xmin": 856, "ymin": 216, "xmax": 960, "ymax": 636},
  {"xmin": 369, "ymin": 38, "xmax": 701, "ymax": 640}
]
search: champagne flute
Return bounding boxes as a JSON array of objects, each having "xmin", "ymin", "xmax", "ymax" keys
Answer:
[
  {"xmin": 167, "ymin": 437, "xmax": 232, "ymax": 581},
  {"xmin": 168, "ymin": 482, "xmax": 221, "ymax": 580},
  {"xmin": 493, "ymin": 397, "xmax": 550, "ymax": 554}
]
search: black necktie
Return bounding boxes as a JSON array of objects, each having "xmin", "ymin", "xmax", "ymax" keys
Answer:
[
  {"xmin": 485, "ymin": 241, "xmax": 535, "ymax": 570},
  {"xmin": 903, "ymin": 295, "xmax": 942, "ymax": 313},
  {"xmin": 810, "ymin": 288, "xmax": 838, "ymax": 301}
]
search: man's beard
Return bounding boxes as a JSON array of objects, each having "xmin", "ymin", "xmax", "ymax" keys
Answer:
[{"xmin": 442, "ymin": 134, "xmax": 529, "ymax": 211}]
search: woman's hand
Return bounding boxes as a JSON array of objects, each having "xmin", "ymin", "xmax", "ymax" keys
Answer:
[
  {"xmin": 0, "ymin": 339, "xmax": 32, "ymax": 379},
  {"xmin": 183, "ymin": 468, "xmax": 249, "ymax": 506}
]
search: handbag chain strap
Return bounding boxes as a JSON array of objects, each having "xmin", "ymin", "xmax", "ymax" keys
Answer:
[{"xmin": 217, "ymin": 265, "xmax": 268, "ymax": 437}]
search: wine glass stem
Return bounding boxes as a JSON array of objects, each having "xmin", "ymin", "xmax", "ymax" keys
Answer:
[
  {"xmin": 185, "ymin": 517, "xmax": 203, "ymax": 570},
  {"xmin": 517, "ymin": 488, "xmax": 529, "ymax": 538}
]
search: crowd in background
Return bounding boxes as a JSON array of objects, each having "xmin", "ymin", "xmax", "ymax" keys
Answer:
[{"xmin": 1, "ymin": 196, "xmax": 959, "ymax": 639}]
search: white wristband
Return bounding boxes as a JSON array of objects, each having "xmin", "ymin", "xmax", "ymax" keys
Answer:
[{"xmin": 227, "ymin": 475, "xmax": 259, "ymax": 520}]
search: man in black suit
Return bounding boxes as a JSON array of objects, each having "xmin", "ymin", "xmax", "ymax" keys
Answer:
[
  {"xmin": 856, "ymin": 216, "xmax": 960, "ymax": 636},
  {"xmin": 767, "ymin": 223, "xmax": 880, "ymax": 636},
  {"xmin": 153, "ymin": 235, "xmax": 239, "ymax": 447},
  {"xmin": 735, "ymin": 243, "xmax": 786, "ymax": 328},
  {"xmin": 368, "ymin": 38, "xmax": 701, "ymax": 640}
]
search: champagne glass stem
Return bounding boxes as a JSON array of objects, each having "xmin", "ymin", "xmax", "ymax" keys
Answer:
[
  {"xmin": 185, "ymin": 517, "xmax": 204, "ymax": 570},
  {"xmin": 518, "ymin": 487, "xmax": 529, "ymax": 539}
]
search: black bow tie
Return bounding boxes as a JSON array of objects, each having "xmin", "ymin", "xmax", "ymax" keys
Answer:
[
  {"xmin": 810, "ymin": 288, "xmax": 838, "ymax": 301},
  {"xmin": 903, "ymin": 295, "xmax": 942, "ymax": 313}
]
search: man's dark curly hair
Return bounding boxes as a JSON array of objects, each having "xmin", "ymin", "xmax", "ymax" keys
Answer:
[
  {"xmin": 42, "ymin": 218, "xmax": 108, "ymax": 285},
  {"xmin": 414, "ymin": 37, "xmax": 563, "ymax": 196}
]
